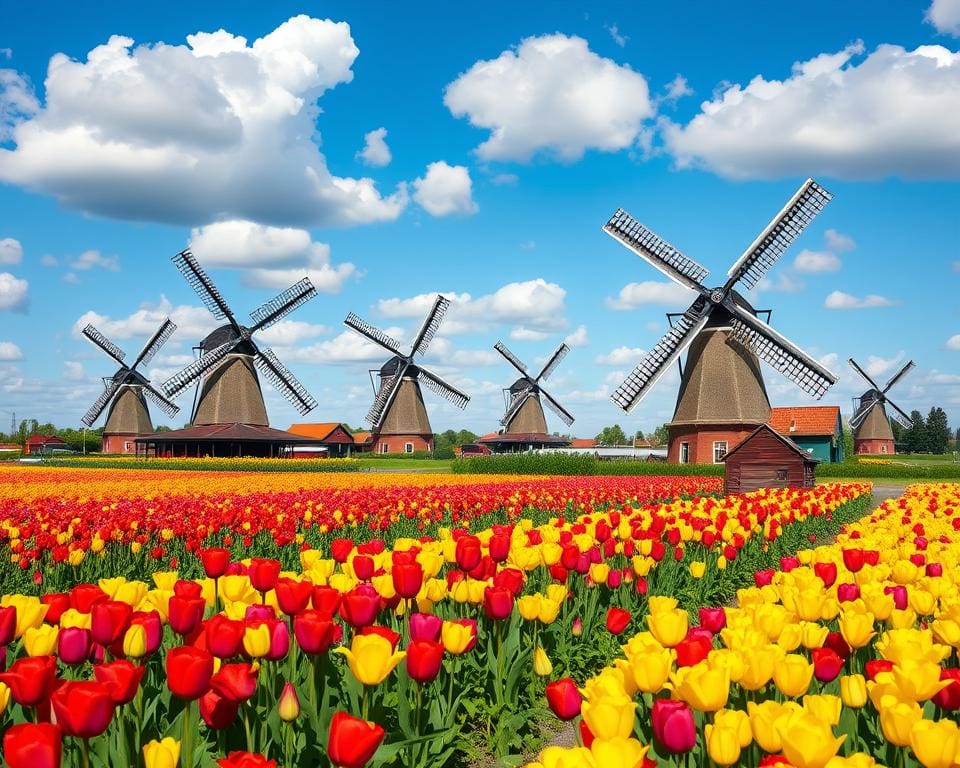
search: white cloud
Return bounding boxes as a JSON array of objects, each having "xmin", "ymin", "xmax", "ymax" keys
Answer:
[
  {"xmin": 356, "ymin": 127, "xmax": 391, "ymax": 167},
  {"xmin": 41, "ymin": 254, "xmax": 58, "ymax": 267},
  {"xmin": 378, "ymin": 279, "xmax": 568, "ymax": 335},
  {"xmin": 509, "ymin": 327, "xmax": 549, "ymax": 341},
  {"xmin": 663, "ymin": 42, "xmax": 960, "ymax": 179},
  {"xmin": 74, "ymin": 295, "xmax": 216, "ymax": 343},
  {"xmin": 824, "ymin": 290, "xmax": 900, "ymax": 309},
  {"xmin": 283, "ymin": 328, "xmax": 405, "ymax": 365},
  {"xmin": 564, "ymin": 325, "xmax": 589, "ymax": 348},
  {"xmin": 793, "ymin": 249, "xmax": 841, "ymax": 273},
  {"xmin": 253, "ymin": 320, "xmax": 329, "ymax": 346},
  {"xmin": 947, "ymin": 334, "xmax": 960, "ymax": 350},
  {"xmin": 188, "ymin": 220, "xmax": 356, "ymax": 293},
  {"xmin": 445, "ymin": 33, "xmax": 652, "ymax": 162},
  {"xmin": 605, "ymin": 24, "xmax": 628, "ymax": 47},
  {"xmin": 70, "ymin": 249, "xmax": 120, "ymax": 271},
  {"xmin": 412, "ymin": 161, "xmax": 478, "ymax": 217},
  {"xmin": 0, "ymin": 17, "xmax": 408, "ymax": 226},
  {"xmin": 755, "ymin": 273, "xmax": 805, "ymax": 293},
  {"xmin": 0, "ymin": 238, "xmax": 22, "ymax": 265},
  {"xmin": 63, "ymin": 361, "xmax": 86, "ymax": 381},
  {"xmin": 595, "ymin": 346, "xmax": 646, "ymax": 366},
  {"xmin": 863, "ymin": 351, "xmax": 905, "ymax": 379},
  {"xmin": 928, "ymin": 0, "xmax": 960, "ymax": 35},
  {"xmin": 824, "ymin": 229, "xmax": 856, "ymax": 252},
  {"xmin": 605, "ymin": 280, "xmax": 695, "ymax": 310},
  {"xmin": 0, "ymin": 69, "xmax": 38, "ymax": 141},
  {"xmin": 0, "ymin": 272, "xmax": 28, "ymax": 312},
  {"xmin": 0, "ymin": 341, "xmax": 23, "ymax": 361}
]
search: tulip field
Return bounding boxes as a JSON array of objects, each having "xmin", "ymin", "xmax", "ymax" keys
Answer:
[{"xmin": 2, "ymin": 465, "xmax": 956, "ymax": 768}]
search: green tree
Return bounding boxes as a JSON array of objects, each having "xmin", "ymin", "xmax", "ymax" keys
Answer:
[
  {"xmin": 595, "ymin": 424, "xmax": 628, "ymax": 446},
  {"xmin": 926, "ymin": 406, "xmax": 950, "ymax": 454},
  {"xmin": 841, "ymin": 425, "xmax": 854, "ymax": 462},
  {"xmin": 650, "ymin": 424, "xmax": 670, "ymax": 447},
  {"xmin": 633, "ymin": 429, "xmax": 646, "ymax": 442},
  {"xmin": 902, "ymin": 410, "xmax": 928, "ymax": 453}
]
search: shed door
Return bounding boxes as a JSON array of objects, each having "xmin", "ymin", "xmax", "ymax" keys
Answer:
[{"xmin": 740, "ymin": 464, "xmax": 789, "ymax": 493}]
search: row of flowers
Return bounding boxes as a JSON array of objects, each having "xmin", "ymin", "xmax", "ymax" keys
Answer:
[
  {"xmin": 0, "ymin": 481, "xmax": 870, "ymax": 766},
  {"xmin": 527, "ymin": 482, "xmax": 960, "ymax": 768}
]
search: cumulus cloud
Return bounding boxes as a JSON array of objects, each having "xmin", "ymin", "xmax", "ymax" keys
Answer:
[
  {"xmin": 928, "ymin": 0, "xmax": 960, "ymax": 35},
  {"xmin": 282, "ymin": 328, "xmax": 406, "ymax": 365},
  {"xmin": 445, "ymin": 33, "xmax": 653, "ymax": 162},
  {"xmin": 0, "ymin": 69, "xmax": 38, "ymax": 141},
  {"xmin": 0, "ymin": 341, "xmax": 23, "ymax": 361},
  {"xmin": 564, "ymin": 325, "xmax": 589, "ymax": 348},
  {"xmin": 356, "ymin": 127, "xmax": 391, "ymax": 167},
  {"xmin": 412, "ymin": 162, "xmax": 478, "ymax": 216},
  {"xmin": 70, "ymin": 249, "xmax": 120, "ymax": 271},
  {"xmin": 253, "ymin": 320, "xmax": 329, "ymax": 346},
  {"xmin": 188, "ymin": 220, "xmax": 356, "ymax": 292},
  {"xmin": 825, "ymin": 229, "xmax": 856, "ymax": 252},
  {"xmin": 605, "ymin": 280, "xmax": 695, "ymax": 310},
  {"xmin": 793, "ymin": 249, "xmax": 841, "ymax": 273},
  {"xmin": 947, "ymin": 334, "xmax": 960, "ymax": 350},
  {"xmin": 63, "ymin": 361, "xmax": 86, "ymax": 381},
  {"xmin": 662, "ymin": 42, "xmax": 960, "ymax": 179},
  {"xmin": 595, "ymin": 346, "xmax": 646, "ymax": 366},
  {"xmin": 74, "ymin": 296, "xmax": 216, "ymax": 343},
  {"xmin": 0, "ymin": 273, "xmax": 28, "ymax": 312},
  {"xmin": 755, "ymin": 273, "xmax": 805, "ymax": 294},
  {"xmin": 0, "ymin": 17, "xmax": 408, "ymax": 226},
  {"xmin": 824, "ymin": 290, "xmax": 900, "ymax": 309},
  {"xmin": 605, "ymin": 24, "xmax": 628, "ymax": 47},
  {"xmin": 510, "ymin": 328, "xmax": 549, "ymax": 341},
  {"xmin": 0, "ymin": 238, "xmax": 22, "ymax": 265}
]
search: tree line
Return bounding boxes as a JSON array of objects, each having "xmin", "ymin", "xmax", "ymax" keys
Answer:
[{"xmin": 892, "ymin": 406, "xmax": 953, "ymax": 454}]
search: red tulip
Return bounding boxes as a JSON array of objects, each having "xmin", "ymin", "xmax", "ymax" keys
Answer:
[
  {"xmin": 169, "ymin": 595, "xmax": 206, "ymax": 636},
  {"xmin": 409, "ymin": 613, "xmax": 442, "ymax": 642},
  {"xmin": 0, "ymin": 605, "xmax": 16, "ymax": 645},
  {"xmin": 605, "ymin": 607, "xmax": 631, "ymax": 635},
  {"xmin": 754, "ymin": 569, "xmax": 775, "ymax": 587},
  {"xmin": 293, "ymin": 611, "xmax": 336, "ymax": 655},
  {"xmin": 244, "ymin": 604, "xmax": 275, "ymax": 622},
  {"xmin": 885, "ymin": 585, "xmax": 908, "ymax": 611},
  {"xmin": 455, "ymin": 535, "xmax": 482, "ymax": 571},
  {"xmin": 248, "ymin": 558, "xmax": 281, "ymax": 594},
  {"xmin": 90, "ymin": 600, "xmax": 132, "ymax": 646},
  {"xmin": 836, "ymin": 583, "xmax": 860, "ymax": 602},
  {"xmin": 406, "ymin": 640, "xmax": 444, "ymax": 684},
  {"xmin": 216, "ymin": 752, "xmax": 277, "ymax": 768},
  {"xmin": 275, "ymin": 578, "xmax": 313, "ymax": 616},
  {"xmin": 842, "ymin": 548, "xmax": 865, "ymax": 573},
  {"xmin": 50, "ymin": 681, "xmax": 114, "ymax": 738},
  {"xmin": 69, "ymin": 583, "xmax": 107, "ymax": 613},
  {"xmin": 933, "ymin": 668, "xmax": 960, "ymax": 710},
  {"xmin": 488, "ymin": 533, "xmax": 511, "ymax": 563},
  {"xmin": 359, "ymin": 625, "xmax": 401, "ymax": 651},
  {"xmin": 205, "ymin": 615, "xmax": 246, "ymax": 658},
  {"xmin": 166, "ymin": 645, "xmax": 214, "ymax": 700},
  {"xmin": 126, "ymin": 610, "xmax": 162, "ymax": 656},
  {"xmin": 174, "ymin": 580, "xmax": 204, "ymax": 599},
  {"xmin": 327, "ymin": 711, "xmax": 385, "ymax": 768},
  {"xmin": 545, "ymin": 677, "xmax": 582, "ymax": 720},
  {"xmin": 824, "ymin": 632, "xmax": 851, "ymax": 661},
  {"xmin": 813, "ymin": 562, "xmax": 837, "ymax": 588},
  {"xmin": 339, "ymin": 586, "xmax": 380, "ymax": 629},
  {"xmin": 200, "ymin": 688, "xmax": 240, "ymax": 729},
  {"xmin": 579, "ymin": 719, "xmax": 595, "ymax": 748},
  {"xmin": 211, "ymin": 663, "xmax": 259, "ymax": 702},
  {"xmin": 865, "ymin": 659, "xmax": 895, "ymax": 682},
  {"xmin": 331, "ymin": 539, "xmax": 355, "ymax": 563},
  {"xmin": 651, "ymin": 699, "xmax": 696, "ymax": 754},
  {"xmin": 0, "ymin": 655, "xmax": 57, "ymax": 707},
  {"xmin": 311, "ymin": 586, "xmax": 342, "ymax": 618},
  {"xmin": 675, "ymin": 634, "xmax": 712, "ymax": 667},
  {"xmin": 57, "ymin": 627, "xmax": 92, "ymax": 665},
  {"xmin": 40, "ymin": 594, "xmax": 70, "ymax": 626},
  {"xmin": 3, "ymin": 723, "xmax": 62, "ymax": 768},
  {"xmin": 93, "ymin": 660, "xmax": 145, "ymax": 705},
  {"xmin": 483, "ymin": 586, "xmax": 513, "ymax": 621},
  {"xmin": 492, "ymin": 568, "xmax": 525, "ymax": 597},
  {"xmin": 391, "ymin": 562, "xmax": 424, "ymax": 600},
  {"xmin": 352, "ymin": 555, "xmax": 375, "ymax": 581},
  {"xmin": 811, "ymin": 648, "xmax": 844, "ymax": 683},
  {"xmin": 926, "ymin": 562, "xmax": 943, "ymax": 577},
  {"xmin": 201, "ymin": 548, "xmax": 231, "ymax": 579},
  {"xmin": 780, "ymin": 556, "xmax": 800, "ymax": 572},
  {"xmin": 698, "ymin": 607, "xmax": 726, "ymax": 635}
]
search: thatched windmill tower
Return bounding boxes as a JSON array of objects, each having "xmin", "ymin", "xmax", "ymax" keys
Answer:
[
  {"xmin": 343, "ymin": 295, "xmax": 469, "ymax": 453},
  {"xmin": 848, "ymin": 357, "xmax": 914, "ymax": 455},
  {"xmin": 602, "ymin": 179, "xmax": 838, "ymax": 464},
  {"xmin": 80, "ymin": 320, "xmax": 180, "ymax": 453}
]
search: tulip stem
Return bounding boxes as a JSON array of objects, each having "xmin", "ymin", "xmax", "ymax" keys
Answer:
[
  {"xmin": 80, "ymin": 738, "xmax": 90, "ymax": 768},
  {"xmin": 182, "ymin": 700, "xmax": 194, "ymax": 768},
  {"xmin": 242, "ymin": 704, "xmax": 254, "ymax": 753}
]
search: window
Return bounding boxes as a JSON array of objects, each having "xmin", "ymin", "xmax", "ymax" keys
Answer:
[
  {"xmin": 679, "ymin": 442, "xmax": 690, "ymax": 464},
  {"xmin": 380, "ymin": 442, "xmax": 389, "ymax": 454},
  {"xmin": 776, "ymin": 469, "xmax": 788, "ymax": 481},
  {"xmin": 880, "ymin": 444, "xmax": 888, "ymax": 454},
  {"xmin": 713, "ymin": 441, "xmax": 728, "ymax": 464},
  {"xmin": 404, "ymin": 442, "xmax": 414, "ymax": 454}
]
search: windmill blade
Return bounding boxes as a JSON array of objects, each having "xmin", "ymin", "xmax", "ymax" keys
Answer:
[
  {"xmin": 611, "ymin": 298, "xmax": 711, "ymax": 412},
  {"xmin": 603, "ymin": 208, "xmax": 709, "ymax": 292},
  {"xmin": 883, "ymin": 360, "xmax": 916, "ymax": 394},
  {"xmin": 254, "ymin": 347, "xmax": 318, "ymax": 416},
  {"xmin": 419, "ymin": 367, "xmax": 470, "ymax": 410},
  {"xmin": 366, "ymin": 369, "xmax": 405, "ymax": 427},
  {"xmin": 132, "ymin": 318, "xmax": 177, "ymax": 369},
  {"xmin": 410, "ymin": 295, "xmax": 450, "ymax": 357},
  {"xmin": 536, "ymin": 343, "xmax": 569, "ymax": 382},
  {"xmin": 249, "ymin": 278, "xmax": 318, "ymax": 333},
  {"xmin": 494, "ymin": 341, "xmax": 528, "ymax": 377},
  {"xmin": 172, "ymin": 250, "xmax": 234, "ymax": 322},
  {"xmin": 81, "ymin": 378, "xmax": 122, "ymax": 427},
  {"xmin": 162, "ymin": 339, "xmax": 239, "ymax": 399},
  {"xmin": 849, "ymin": 397, "xmax": 881, "ymax": 430},
  {"xmin": 540, "ymin": 387, "xmax": 575, "ymax": 427},
  {"xmin": 344, "ymin": 313, "xmax": 403, "ymax": 356},
  {"xmin": 727, "ymin": 308, "xmax": 836, "ymax": 399},
  {"xmin": 142, "ymin": 383, "xmax": 181, "ymax": 419},
  {"xmin": 81, "ymin": 324, "xmax": 127, "ymax": 367},
  {"xmin": 725, "ymin": 179, "xmax": 832, "ymax": 291},
  {"xmin": 500, "ymin": 385, "xmax": 533, "ymax": 427},
  {"xmin": 847, "ymin": 358, "xmax": 883, "ymax": 393},
  {"xmin": 884, "ymin": 398, "xmax": 913, "ymax": 429}
]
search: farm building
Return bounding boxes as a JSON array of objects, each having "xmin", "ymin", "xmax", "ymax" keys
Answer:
[
  {"xmin": 477, "ymin": 431, "xmax": 571, "ymax": 453},
  {"xmin": 768, "ymin": 405, "xmax": 843, "ymax": 463},
  {"xmin": 134, "ymin": 423, "xmax": 325, "ymax": 458},
  {"xmin": 287, "ymin": 423, "xmax": 356, "ymax": 458},
  {"xmin": 24, "ymin": 435, "xmax": 67, "ymax": 456},
  {"xmin": 722, "ymin": 423, "xmax": 818, "ymax": 495}
]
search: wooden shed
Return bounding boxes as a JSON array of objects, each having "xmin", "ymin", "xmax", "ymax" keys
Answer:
[{"xmin": 722, "ymin": 423, "xmax": 818, "ymax": 495}]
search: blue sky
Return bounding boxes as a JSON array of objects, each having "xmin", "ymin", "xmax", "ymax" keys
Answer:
[{"xmin": 0, "ymin": 0, "xmax": 958, "ymax": 438}]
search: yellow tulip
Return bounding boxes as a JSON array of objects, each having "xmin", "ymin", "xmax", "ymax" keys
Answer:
[
  {"xmin": 775, "ymin": 709, "xmax": 845, "ymax": 768},
  {"xmin": 704, "ymin": 722, "xmax": 741, "ymax": 767},
  {"xmin": 23, "ymin": 624, "xmax": 58, "ymax": 657},
  {"xmin": 747, "ymin": 700, "xmax": 800, "ymax": 753},
  {"xmin": 824, "ymin": 754, "xmax": 884, "ymax": 768},
  {"xmin": 689, "ymin": 561, "xmax": 706, "ymax": 579},
  {"xmin": 371, "ymin": 574, "xmax": 396, "ymax": 600},
  {"xmin": 890, "ymin": 560, "xmax": 919, "ymax": 585},
  {"xmin": 754, "ymin": 604, "xmax": 790, "ymax": 641},
  {"xmin": 777, "ymin": 623, "xmax": 803, "ymax": 652},
  {"xmin": 242, "ymin": 623, "xmax": 271, "ymax": 658},
  {"xmin": 647, "ymin": 596, "xmax": 678, "ymax": 614},
  {"xmin": 795, "ymin": 590, "xmax": 826, "ymax": 622},
  {"xmin": 799, "ymin": 621, "xmax": 829, "ymax": 649},
  {"xmin": 714, "ymin": 708, "xmax": 752, "ymax": 748},
  {"xmin": 3, "ymin": 595, "xmax": 47, "ymax": 638},
  {"xmin": 533, "ymin": 646, "xmax": 553, "ymax": 677},
  {"xmin": 533, "ymin": 746, "xmax": 592, "ymax": 768},
  {"xmin": 626, "ymin": 648, "xmax": 672, "ymax": 693},
  {"xmin": 738, "ymin": 645, "xmax": 783, "ymax": 691},
  {"xmin": 773, "ymin": 653, "xmax": 814, "ymax": 698},
  {"xmin": 589, "ymin": 563, "xmax": 610, "ymax": 585},
  {"xmin": 0, "ymin": 682, "xmax": 9, "ymax": 715},
  {"xmin": 907, "ymin": 589, "xmax": 936, "ymax": 616},
  {"xmin": 647, "ymin": 608, "xmax": 688, "ymax": 647},
  {"xmin": 802, "ymin": 694, "xmax": 842, "ymax": 726},
  {"xmin": 143, "ymin": 737, "xmax": 181, "ymax": 768},
  {"xmin": 151, "ymin": 571, "xmax": 179, "ymax": 591},
  {"xmin": 878, "ymin": 698, "xmax": 923, "ymax": 747},
  {"xmin": 123, "ymin": 624, "xmax": 148, "ymax": 659},
  {"xmin": 219, "ymin": 575, "xmax": 257, "ymax": 605},
  {"xmin": 838, "ymin": 611, "xmax": 876, "ymax": 649},
  {"xmin": 518, "ymin": 595, "xmax": 542, "ymax": 622},
  {"xmin": 887, "ymin": 608, "xmax": 917, "ymax": 630},
  {"xmin": 114, "ymin": 580, "xmax": 148, "ymax": 607},
  {"xmin": 909, "ymin": 719, "xmax": 960, "ymax": 768},
  {"xmin": 538, "ymin": 598, "xmax": 561, "ymax": 624},
  {"xmin": 891, "ymin": 660, "xmax": 952, "ymax": 702},
  {"xmin": 424, "ymin": 579, "xmax": 447, "ymax": 603},
  {"xmin": 707, "ymin": 649, "xmax": 745, "ymax": 685},
  {"xmin": 580, "ymin": 694, "xmax": 636, "ymax": 740},
  {"xmin": 931, "ymin": 618, "xmax": 960, "ymax": 648},
  {"xmin": 58, "ymin": 608, "xmax": 91, "ymax": 630},
  {"xmin": 546, "ymin": 584, "xmax": 567, "ymax": 605},
  {"xmin": 671, "ymin": 662, "xmax": 730, "ymax": 712},
  {"xmin": 440, "ymin": 621, "xmax": 474, "ymax": 655},
  {"xmin": 589, "ymin": 737, "xmax": 649, "ymax": 768},
  {"xmin": 839, "ymin": 675, "xmax": 867, "ymax": 708},
  {"xmin": 334, "ymin": 634, "xmax": 406, "ymax": 686}
]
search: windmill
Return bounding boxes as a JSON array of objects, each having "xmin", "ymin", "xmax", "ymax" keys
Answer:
[
  {"xmin": 848, "ymin": 357, "xmax": 914, "ymax": 455},
  {"xmin": 344, "ymin": 295, "xmax": 469, "ymax": 453},
  {"xmin": 80, "ymin": 319, "xmax": 180, "ymax": 453},
  {"xmin": 603, "ymin": 178, "xmax": 838, "ymax": 464},
  {"xmin": 493, "ymin": 341, "xmax": 574, "ymax": 434},
  {"xmin": 162, "ymin": 250, "xmax": 318, "ymax": 425}
]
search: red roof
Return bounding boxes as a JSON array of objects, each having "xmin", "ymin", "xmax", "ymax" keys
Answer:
[
  {"xmin": 570, "ymin": 438, "xmax": 596, "ymax": 448},
  {"xmin": 25, "ymin": 435, "xmax": 66, "ymax": 446},
  {"xmin": 135, "ymin": 423, "xmax": 325, "ymax": 444},
  {"xmin": 769, "ymin": 406, "xmax": 841, "ymax": 437},
  {"xmin": 287, "ymin": 423, "xmax": 353, "ymax": 443}
]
